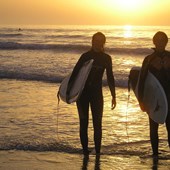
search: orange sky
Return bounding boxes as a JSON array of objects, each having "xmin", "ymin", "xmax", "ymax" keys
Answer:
[{"xmin": 1, "ymin": 0, "xmax": 170, "ymax": 25}]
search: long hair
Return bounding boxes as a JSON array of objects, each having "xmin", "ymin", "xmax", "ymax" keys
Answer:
[
  {"xmin": 92, "ymin": 32, "xmax": 106, "ymax": 44},
  {"xmin": 92, "ymin": 32, "xmax": 106, "ymax": 52}
]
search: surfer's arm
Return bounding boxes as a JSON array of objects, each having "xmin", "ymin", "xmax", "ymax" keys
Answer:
[
  {"xmin": 106, "ymin": 56, "xmax": 116, "ymax": 106},
  {"xmin": 111, "ymin": 97, "xmax": 116, "ymax": 110},
  {"xmin": 138, "ymin": 57, "xmax": 149, "ymax": 109}
]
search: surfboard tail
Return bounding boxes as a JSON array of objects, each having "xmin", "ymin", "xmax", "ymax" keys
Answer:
[
  {"xmin": 58, "ymin": 59, "xmax": 94, "ymax": 104},
  {"xmin": 129, "ymin": 67, "xmax": 168, "ymax": 124}
]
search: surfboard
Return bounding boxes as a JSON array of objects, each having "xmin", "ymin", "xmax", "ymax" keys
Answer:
[
  {"xmin": 58, "ymin": 59, "xmax": 94, "ymax": 104},
  {"xmin": 129, "ymin": 67, "xmax": 168, "ymax": 124}
]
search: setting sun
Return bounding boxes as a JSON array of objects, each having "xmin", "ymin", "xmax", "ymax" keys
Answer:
[
  {"xmin": 114, "ymin": 0, "xmax": 145, "ymax": 10},
  {"xmin": 103, "ymin": 0, "xmax": 148, "ymax": 12}
]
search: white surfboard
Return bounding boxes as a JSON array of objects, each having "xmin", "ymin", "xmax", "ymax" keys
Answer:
[
  {"xmin": 58, "ymin": 59, "xmax": 94, "ymax": 104},
  {"xmin": 129, "ymin": 67, "xmax": 168, "ymax": 124}
]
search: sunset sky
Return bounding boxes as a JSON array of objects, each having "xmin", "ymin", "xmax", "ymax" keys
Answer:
[{"xmin": 1, "ymin": 0, "xmax": 170, "ymax": 26}]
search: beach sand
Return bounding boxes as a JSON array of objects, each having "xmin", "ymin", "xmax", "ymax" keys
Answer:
[{"xmin": 0, "ymin": 149, "xmax": 170, "ymax": 170}]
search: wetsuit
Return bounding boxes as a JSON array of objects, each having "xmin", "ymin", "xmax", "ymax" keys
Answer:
[
  {"xmin": 138, "ymin": 49, "xmax": 170, "ymax": 155},
  {"xmin": 68, "ymin": 49, "xmax": 116, "ymax": 154}
]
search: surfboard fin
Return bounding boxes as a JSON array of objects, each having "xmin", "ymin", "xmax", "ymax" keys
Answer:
[{"xmin": 57, "ymin": 90, "xmax": 60, "ymax": 105}]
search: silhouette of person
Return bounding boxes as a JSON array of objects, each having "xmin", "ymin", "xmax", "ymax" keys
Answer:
[
  {"xmin": 138, "ymin": 31, "xmax": 170, "ymax": 156},
  {"xmin": 67, "ymin": 32, "xmax": 116, "ymax": 155}
]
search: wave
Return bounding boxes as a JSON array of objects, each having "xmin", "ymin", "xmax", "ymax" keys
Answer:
[
  {"xmin": 0, "ymin": 42, "xmax": 89, "ymax": 51},
  {"xmin": 1, "ymin": 139, "xmax": 169, "ymax": 158},
  {"xmin": 0, "ymin": 33, "xmax": 23, "ymax": 37},
  {"xmin": 45, "ymin": 34, "xmax": 87, "ymax": 39},
  {"xmin": 0, "ymin": 41, "xmax": 152, "ymax": 54},
  {"xmin": 0, "ymin": 141, "xmax": 80, "ymax": 153},
  {"xmin": 107, "ymin": 47, "xmax": 152, "ymax": 55},
  {"xmin": 45, "ymin": 34, "xmax": 151, "ymax": 41},
  {"xmin": 0, "ymin": 71, "xmax": 63, "ymax": 84},
  {"xmin": 0, "ymin": 139, "xmax": 150, "ymax": 155},
  {"xmin": 0, "ymin": 70, "xmax": 128, "ymax": 88},
  {"xmin": 0, "ymin": 31, "xmax": 132, "ymax": 40},
  {"xmin": 107, "ymin": 36, "xmax": 151, "ymax": 41}
]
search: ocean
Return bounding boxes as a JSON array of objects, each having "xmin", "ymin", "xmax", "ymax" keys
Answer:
[{"xmin": 0, "ymin": 25, "xmax": 170, "ymax": 169}]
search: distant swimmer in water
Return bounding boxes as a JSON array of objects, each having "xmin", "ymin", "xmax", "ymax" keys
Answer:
[{"xmin": 18, "ymin": 28, "xmax": 22, "ymax": 31}]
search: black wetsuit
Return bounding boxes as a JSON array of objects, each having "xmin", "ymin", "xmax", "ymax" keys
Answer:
[
  {"xmin": 69, "ymin": 49, "xmax": 116, "ymax": 154},
  {"xmin": 138, "ymin": 49, "xmax": 170, "ymax": 155}
]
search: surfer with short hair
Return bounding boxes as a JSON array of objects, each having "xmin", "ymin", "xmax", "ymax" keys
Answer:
[
  {"xmin": 138, "ymin": 31, "xmax": 170, "ymax": 156},
  {"xmin": 67, "ymin": 32, "xmax": 116, "ymax": 155}
]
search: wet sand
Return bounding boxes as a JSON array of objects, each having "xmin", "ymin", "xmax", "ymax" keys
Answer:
[{"xmin": 0, "ymin": 149, "xmax": 170, "ymax": 170}]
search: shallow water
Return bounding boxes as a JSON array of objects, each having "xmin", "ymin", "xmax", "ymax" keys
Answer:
[
  {"xmin": 0, "ymin": 79, "xmax": 169, "ymax": 154},
  {"xmin": 0, "ymin": 79, "xmax": 170, "ymax": 169}
]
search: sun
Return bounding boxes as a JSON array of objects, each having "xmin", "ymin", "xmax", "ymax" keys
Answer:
[
  {"xmin": 103, "ymin": 0, "xmax": 146, "ymax": 12},
  {"xmin": 116, "ymin": 0, "xmax": 143, "ymax": 9}
]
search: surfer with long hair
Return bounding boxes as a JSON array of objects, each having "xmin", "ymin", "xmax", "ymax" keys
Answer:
[{"xmin": 67, "ymin": 32, "xmax": 116, "ymax": 155}]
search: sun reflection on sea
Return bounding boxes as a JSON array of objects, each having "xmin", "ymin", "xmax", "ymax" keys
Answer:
[
  {"xmin": 102, "ymin": 87, "xmax": 149, "ymax": 144},
  {"xmin": 123, "ymin": 25, "xmax": 133, "ymax": 38},
  {"xmin": 123, "ymin": 25, "xmax": 133, "ymax": 46}
]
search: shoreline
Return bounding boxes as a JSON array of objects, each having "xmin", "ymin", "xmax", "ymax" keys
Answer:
[{"xmin": 0, "ymin": 149, "xmax": 170, "ymax": 170}]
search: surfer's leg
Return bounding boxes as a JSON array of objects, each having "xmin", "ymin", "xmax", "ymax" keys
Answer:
[
  {"xmin": 90, "ymin": 92, "xmax": 103, "ymax": 154},
  {"xmin": 77, "ymin": 95, "xmax": 89, "ymax": 154},
  {"xmin": 149, "ymin": 117, "xmax": 159, "ymax": 155},
  {"xmin": 165, "ymin": 112, "xmax": 170, "ymax": 148}
]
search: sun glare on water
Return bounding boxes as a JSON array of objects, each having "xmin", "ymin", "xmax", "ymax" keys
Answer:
[{"xmin": 123, "ymin": 25, "xmax": 132, "ymax": 38}]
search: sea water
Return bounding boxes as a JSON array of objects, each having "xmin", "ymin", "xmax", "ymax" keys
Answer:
[{"xmin": 0, "ymin": 25, "xmax": 170, "ymax": 160}]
